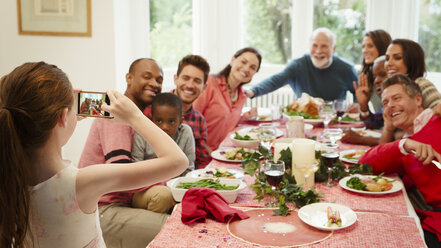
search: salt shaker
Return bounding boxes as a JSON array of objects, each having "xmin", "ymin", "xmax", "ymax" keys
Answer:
[{"xmin": 286, "ymin": 116, "xmax": 305, "ymax": 138}]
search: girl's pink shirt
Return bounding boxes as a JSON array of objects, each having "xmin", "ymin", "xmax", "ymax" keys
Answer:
[{"xmin": 193, "ymin": 75, "xmax": 247, "ymax": 151}]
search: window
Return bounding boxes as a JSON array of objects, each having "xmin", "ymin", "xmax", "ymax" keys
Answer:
[
  {"xmin": 149, "ymin": 0, "xmax": 192, "ymax": 68},
  {"xmin": 313, "ymin": 0, "xmax": 366, "ymax": 64},
  {"xmin": 242, "ymin": 0, "xmax": 293, "ymax": 65},
  {"xmin": 419, "ymin": 0, "xmax": 441, "ymax": 72}
]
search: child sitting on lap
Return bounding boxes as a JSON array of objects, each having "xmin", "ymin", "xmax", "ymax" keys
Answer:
[{"xmin": 131, "ymin": 92, "xmax": 195, "ymax": 213}]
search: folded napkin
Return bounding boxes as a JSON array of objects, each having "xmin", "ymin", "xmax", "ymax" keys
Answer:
[
  {"xmin": 181, "ymin": 187, "xmax": 249, "ymax": 225},
  {"xmin": 415, "ymin": 208, "xmax": 441, "ymax": 241}
]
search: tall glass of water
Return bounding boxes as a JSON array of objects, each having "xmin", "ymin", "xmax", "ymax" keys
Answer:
[
  {"xmin": 258, "ymin": 123, "xmax": 277, "ymax": 150},
  {"xmin": 319, "ymin": 101, "xmax": 336, "ymax": 130}
]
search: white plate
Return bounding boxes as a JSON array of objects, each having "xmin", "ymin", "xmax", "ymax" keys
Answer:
[
  {"xmin": 298, "ymin": 202, "xmax": 357, "ymax": 231},
  {"xmin": 352, "ymin": 129, "xmax": 382, "ymax": 138},
  {"xmin": 339, "ymin": 175, "xmax": 403, "ymax": 195},
  {"xmin": 234, "ymin": 126, "xmax": 284, "ymax": 138},
  {"xmin": 339, "ymin": 149, "xmax": 366, "ymax": 164},
  {"xmin": 185, "ymin": 168, "xmax": 244, "ymax": 180},
  {"xmin": 211, "ymin": 148, "xmax": 254, "ymax": 163}
]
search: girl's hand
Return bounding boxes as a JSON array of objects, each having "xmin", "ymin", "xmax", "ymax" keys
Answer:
[{"xmin": 101, "ymin": 90, "xmax": 143, "ymax": 125}]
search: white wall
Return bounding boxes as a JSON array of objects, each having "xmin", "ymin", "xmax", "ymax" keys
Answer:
[{"xmin": 0, "ymin": 0, "xmax": 117, "ymax": 166}]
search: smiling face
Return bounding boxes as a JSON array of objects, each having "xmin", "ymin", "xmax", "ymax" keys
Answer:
[
  {"xmin": 229, "ymin": 52, "xmax": 260, "ymax": 84},
  {"xmin": 385, "ymin": 44, "xmax": 408, "ymax": 77},
  {"xmin": 174, "ymin": 64, "xmax": 205, "ymax": 105},
  {"xmin": 381, "ymin": 84, "xmax": 422, "ymax": 132},
  {"xmin": 372, "ymin": 60, "xmax": 387, "ymax": 97},
  {"xmin": 310, "ymin": 32, "xmax": 335, "ymax": 69},
  {"xmin": 126, "ymin": 59, "xmax": 163, "ymax": 109},
  {"xmin": 151, "ymin": 105, "xmax": 181, "ymax": 138},
  {"xmin": 362, "ymin": 36, "xmax": 380, "ymax": 65}
]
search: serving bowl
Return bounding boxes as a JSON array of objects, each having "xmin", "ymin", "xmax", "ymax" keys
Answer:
[
  {"xmin": 166, "ymin": 177, "xmax": 247, "ymax": 203},
  {"xmin": 230, "ymin": 133, "xmax": 260, "ymax": 148}
]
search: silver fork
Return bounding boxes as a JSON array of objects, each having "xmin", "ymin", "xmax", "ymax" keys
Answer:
[{"xmin": 411, "ymin": 150, "xmax": 441, "ymax": 170}]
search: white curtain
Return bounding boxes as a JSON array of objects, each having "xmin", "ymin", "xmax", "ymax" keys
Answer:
[{"xmin": 366, "ymin": 0, "xmax": 420, "ymax": 40}]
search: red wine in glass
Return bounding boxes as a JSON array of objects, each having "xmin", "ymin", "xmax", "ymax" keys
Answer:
[
  {"xmin": 336, "ymin": 110, "xmax": 345, "ymax": 117},
  {"xmin": 321, "ymin": 153, "xmax": 339, "ymax": 186},
  {"xmin": 265, "ymin": 170, "xmax": 284, "ymax": 186}
]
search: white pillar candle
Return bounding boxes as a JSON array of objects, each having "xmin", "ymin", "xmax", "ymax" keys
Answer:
[{"xmin": 291, "ymin": 138, "xmax": 316, "ymax": 187}]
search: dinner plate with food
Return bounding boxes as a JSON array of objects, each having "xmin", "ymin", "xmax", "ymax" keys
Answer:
[
  {"xmin": 186, "ymin": 167, "xmax": 245, "ymax": 180},
  {"xmin": 339, "ymin": 174, "xmax": 403, "ymax": 195},
  {"xmin": 339, "ymin": 149, "xmax": 366, "ymax": 164},
  {"xmin": 298, "ymin": 202, "xmax": 357, "ymax": 231},
  {"xmin": 235, "ymin": 126, "xmax": 284, "ymax": 138},
  {"xmin": 211, "ymin": 147, "xmax": 255, "ymax": 163},
  {"xmin": 283, "ymin": 93, "xmax": 324, "ymax": 123},
  {"xmin": 351, "ymin": 127, "xmax": 382, "ymax": 138}
]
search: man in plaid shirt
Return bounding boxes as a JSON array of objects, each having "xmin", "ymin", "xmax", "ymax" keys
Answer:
[{"xmin": 173, "ymin": 55, "xmax": 211, "ymax": 168}]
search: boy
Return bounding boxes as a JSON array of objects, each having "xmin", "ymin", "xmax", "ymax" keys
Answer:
[{"xmin": 131, "ymin": 93, "xmax": 195, "ymax": 213}]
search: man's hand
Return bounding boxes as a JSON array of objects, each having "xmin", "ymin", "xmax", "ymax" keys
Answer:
[
  {"xmin": 404, "ymin": 139, "xmax": 441, "ymax": 165},
  {"xmin": 353, "ymin": 74, "xmax": 370, "ymax": 112},
  {"xmin": 241, "ymin": 107, "xmax": 258, "ymax": 120},
  {"xmin": 244, "ymin": 89, "xmax": 255, "ymax": 98}
]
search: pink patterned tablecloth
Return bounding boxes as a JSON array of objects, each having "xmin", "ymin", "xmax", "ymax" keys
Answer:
[
  {"xmin": 149, "ymin": 122, "xmax": 425, "ymax": 247},
  {"xmin": 148, "ymin": 205, "xmax": 425, "ymax": 248}
]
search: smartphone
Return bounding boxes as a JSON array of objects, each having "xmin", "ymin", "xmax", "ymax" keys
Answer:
[{"xmin": 77, "ymin": 91, "xmax": 111, "ymax": 118}]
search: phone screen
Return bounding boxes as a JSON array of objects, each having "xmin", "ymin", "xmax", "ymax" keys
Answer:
[{"xmin": 77, "ymin": 91, "xmax": 111, "ymax": 118}]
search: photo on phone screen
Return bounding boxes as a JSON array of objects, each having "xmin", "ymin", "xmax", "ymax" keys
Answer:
[{"xmin": 77, "ymin": 91, "xmax": 111, "ymax": 118}]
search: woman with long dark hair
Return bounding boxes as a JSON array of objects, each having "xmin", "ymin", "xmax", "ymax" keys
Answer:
[{"xmin": 193, "ymin": 47, "xmax": 262, "ymax": 151}]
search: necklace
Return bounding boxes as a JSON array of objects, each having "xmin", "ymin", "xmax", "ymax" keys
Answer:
[{"xmin": 226, "ymin": 81, "xmax": 238, "ymax": 103}]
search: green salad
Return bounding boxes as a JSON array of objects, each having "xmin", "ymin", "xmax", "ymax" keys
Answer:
[
  {"xmin": 234, "ymin": 132, "xmax": 253, "ymax": 140},
  {"xmin": 176, "ymin": 179, "xmax": 239, "ymax": 190}
]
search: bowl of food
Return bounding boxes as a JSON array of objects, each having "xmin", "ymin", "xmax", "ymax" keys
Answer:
[
  {"xmin": 166, "ymin": 177, "xmax": 247, "ymax": 203},
  {"xmin": 230, "ymin": 132, "xmax": 260, "ymax": 148}
]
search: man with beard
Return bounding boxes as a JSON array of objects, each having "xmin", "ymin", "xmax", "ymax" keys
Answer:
[
  {"xmin": 79, "ymin": 58, "xmax": 165, "ymax": 248},
  {"xmin": 245, "ymin": 27, "xmax": 357, "ymax": 101}
]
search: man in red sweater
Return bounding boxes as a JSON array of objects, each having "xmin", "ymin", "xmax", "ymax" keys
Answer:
[{"xmin": 359, "ymin": 74, "xmax": 441, "ymax": 247}]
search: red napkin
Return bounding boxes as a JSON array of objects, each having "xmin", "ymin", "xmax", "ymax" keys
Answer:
[
  {"xmin": 181, "ymin": 187, "xmax": 249, "ymax": 225},
  {"xmin": 415, "ymin": 208, "xmax": 441, "ymax": 241}
]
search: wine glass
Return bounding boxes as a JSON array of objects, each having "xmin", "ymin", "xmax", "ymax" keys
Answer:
[
  {"xmin": 334, "ymin": 99, "xmax": 348, "ymax": 124},
  {"xmin": 321, "ymin": 152, "xmax": 340, "ymax": 186},
  {"xmin": 322, "ymin": 128, "xmax": 343, "ymax": 150},
  {"xmin": 294, "ymin": 161, "xmax": 319, "ymax": 190},
  {"xmin": 258, "ymin": 123, "xmax": 278, "ymax": 150},
  {"xmin": 319, "ymin": 101, "xmax": 336, "ymax": 130},
  {"xmin": 264, "ymin": 160, "xmax": 285, "ymax": 206}
]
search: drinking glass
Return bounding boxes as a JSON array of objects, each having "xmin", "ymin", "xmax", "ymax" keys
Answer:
[
  {"xmin": 334, "ymin": 99, "xmax": 348, "ymax": 123},
  {"xmin": 319, "ymin": 101, "xmax": 336, "ymax": 130},
  {"xmin": 258, "ymin": 123, "xmax": 278, "ymax": 150},
  {"xmin": 322, "ymin": 128, "xmax": 343, "ymax": 149},
  {"xmin": 264, "ymin": 160, "xmax": 285, "ymax": 206},
  {"xmin": 321, "ymin": 152, "xmax": 340, "ymax": 186},
  {"xmin": 294, "ymin": 161, "xmax": 319, "ymax": 190}
]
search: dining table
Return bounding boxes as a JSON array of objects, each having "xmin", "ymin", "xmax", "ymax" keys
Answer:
[{"xmin": 147, "ymin": 117, "xmax": 427, "ymax": 248}]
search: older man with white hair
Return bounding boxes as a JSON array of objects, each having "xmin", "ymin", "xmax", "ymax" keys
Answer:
[{"xmin": 246, "ymin": 27, "xmax": 357, "ymax": 101}]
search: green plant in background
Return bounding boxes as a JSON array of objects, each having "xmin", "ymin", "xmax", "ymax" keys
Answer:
[
  {"xmin": 419, "ymin": 0, "xmax": 441, "ymax": 72},
  {"xmin": 313, "ymin": 0, "xmax": 366, "ymax": 65},
  {"xmin": 150, "ymin": 0, "xmax": 192, "ymax": 67},
  {"xmin": 243, "ymin": 0, "xmax": 292, "ymax": 64}
]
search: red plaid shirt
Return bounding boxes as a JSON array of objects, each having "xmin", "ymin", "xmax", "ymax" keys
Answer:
[
  {"xmin": 183, "ymin": 106, "xmax": 211, "ymax": 168},
  {"xmin": 143, "ymin": 102, "xmax": 211, "ymax": 169}
]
